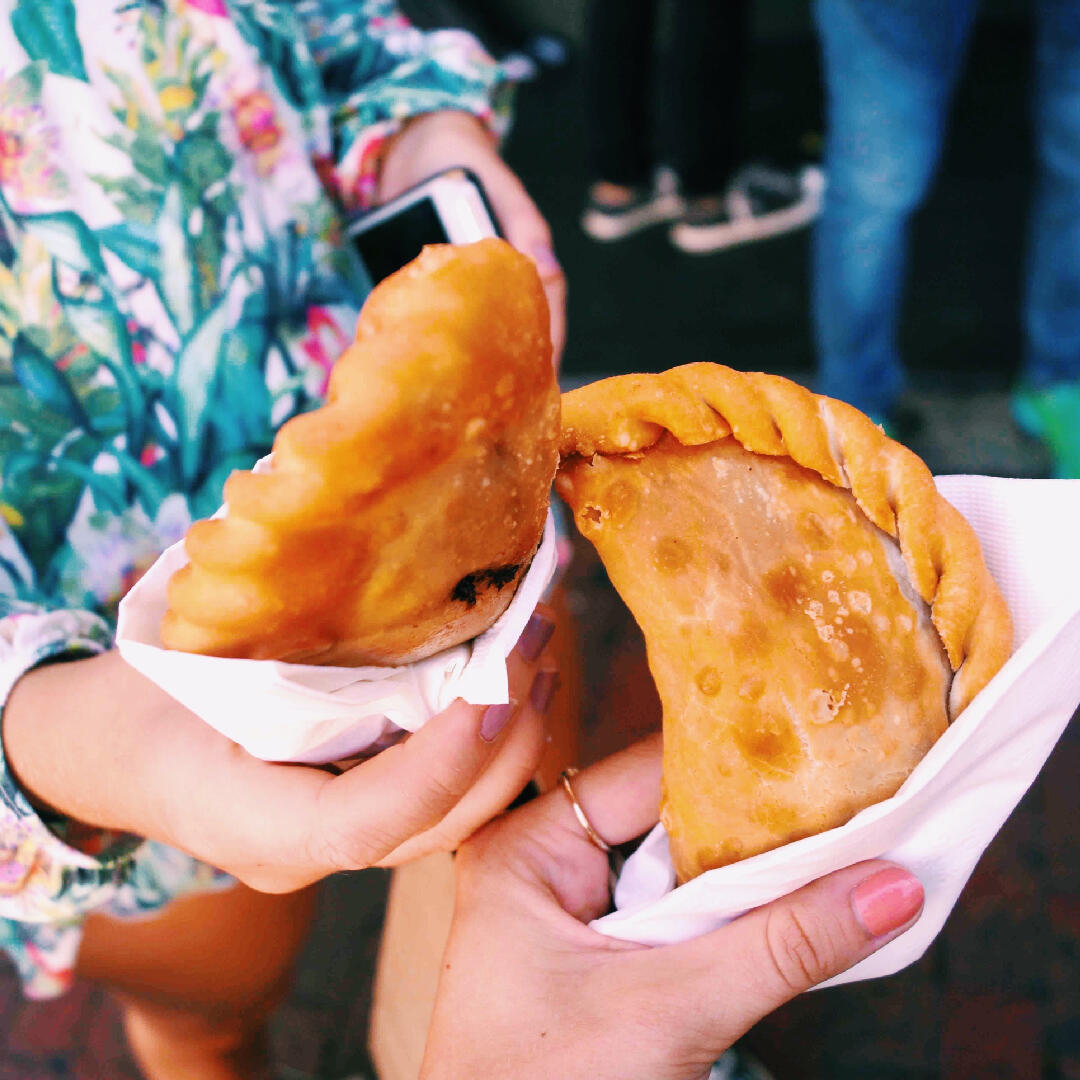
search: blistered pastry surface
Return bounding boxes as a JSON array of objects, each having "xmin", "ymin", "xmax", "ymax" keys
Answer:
[
  {"xmin": 560, "ymin": 363, "xmax": 1012, "ymax": 715},
  {"xmin": 560, "ymin": 438, "xmax": 951, "ymax": 879},
  {"xmin": 557, "ymin": 363, "xmax": 1012, "ymax": 880}
]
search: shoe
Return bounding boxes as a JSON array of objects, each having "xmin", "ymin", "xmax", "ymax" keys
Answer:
[
  {"xmin": 581, "ymin": 172, "xmax": 684, "ymax": 242},
  {"xmin": 1011, "ymin": 381, "xmax": 1080, "ymax": 478},
  {"xmin": 670, "ymin": 164, "xmax": 825, "ymax": 254},
  {"xmin": 709, "ymin": 1045, "xmax": 778, "ymax": 1080}
]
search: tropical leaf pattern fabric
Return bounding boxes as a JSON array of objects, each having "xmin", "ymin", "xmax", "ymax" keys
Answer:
[{"xmin": 0, "ymin": 0, "xmax": 506, "ymax": 998}]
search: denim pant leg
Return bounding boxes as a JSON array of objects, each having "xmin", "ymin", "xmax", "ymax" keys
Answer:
[
  {"xmin": 812, "ymin": 0, "xmax": 978, "ymax": 417},
  {"xmin": 1023, "ymin": 0, "xmax": 1080, "ymax": 389}
]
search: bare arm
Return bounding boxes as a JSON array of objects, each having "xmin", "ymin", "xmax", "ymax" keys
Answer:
[{"xmin": 4, "ymin": 620, "xmax": 555, "ymax": 893}]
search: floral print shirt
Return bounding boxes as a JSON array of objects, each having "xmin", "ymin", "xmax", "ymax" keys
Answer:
[{"xmin": 0, "ymin": 0, "xmax": 507, "ymax": 998}]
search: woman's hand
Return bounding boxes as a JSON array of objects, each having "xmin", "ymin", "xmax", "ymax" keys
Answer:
[
  {"xmin": 2, "ymin": 610, "xmax": 558, "ymax": 893},
  {"xmin": 423, "ymin": 736, "xmax": 925, "ymax": 1080},
  {"xmin": 377, "ymin": 109, "xmax": 567, "ymax": 367}
]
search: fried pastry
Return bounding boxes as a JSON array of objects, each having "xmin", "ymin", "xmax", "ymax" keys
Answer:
[
  {"xmin": 557, "ymin": 364, "xmax": 1012, "ymax": 881},
  {"xmin": 161, "ymin": 239, "xmax": 559, "ymax": 665}
]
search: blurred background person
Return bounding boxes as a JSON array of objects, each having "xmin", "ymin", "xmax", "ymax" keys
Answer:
[
  {"xmin": 813, "ymin": 0, "xmax": 1080, "ymax": 476},
  {"xmin": 580, "ymin": 0, "xmax": 823, "ymax": 253}
]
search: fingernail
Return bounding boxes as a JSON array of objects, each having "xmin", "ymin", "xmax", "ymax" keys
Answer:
[
  {"xmin": 480, "ymin": 699, "xmax": 519, "ymax": 742},
  {"xmin": 516, "ymin": 612, "xmax": 555, "ymax": 662},
  {"xmin": 529, "ymin": 668, "xmax": 560, "ymax": 714},
  {"xmin": 530, "ymin": 245, "xmax": 562, "ymax": 280},
  {"xmin": 851, "ymin": 867, "xmax": 924, "ymax": 937}
]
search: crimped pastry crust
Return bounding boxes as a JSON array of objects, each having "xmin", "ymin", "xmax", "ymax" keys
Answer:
[
  {"xmin": 558, "ymin": 363, "xmax": 1013, "ymax": 880},
  {"xmin": 162, "ymin": 239, "xmax": 559, "ymax": 665},
  {"xmin": 560, "ymin": 363, "xmax": 1011, "ymax": 716}
]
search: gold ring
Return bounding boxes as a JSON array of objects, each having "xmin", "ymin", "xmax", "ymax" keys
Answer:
[{"xmin": 559, "ymin": 768, "xmax": 611, "ymax": 853}]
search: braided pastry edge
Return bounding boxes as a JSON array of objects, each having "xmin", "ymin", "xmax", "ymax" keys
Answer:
[{"xmin": 559, "ymin": 363, "xmax": 1013, "ymax": 717}]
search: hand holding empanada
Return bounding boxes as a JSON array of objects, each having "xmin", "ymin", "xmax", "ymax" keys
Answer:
[{"xmin": 557, "ymin": 364, "xmax": 1012, "ymax": 881}]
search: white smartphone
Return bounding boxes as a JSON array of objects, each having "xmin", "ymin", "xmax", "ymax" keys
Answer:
[{"xmin": 345, "ymin": 167, "xmax": 501, "ymax": 286}]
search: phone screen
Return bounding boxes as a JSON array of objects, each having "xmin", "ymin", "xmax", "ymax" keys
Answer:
[{"xmin": 350, "ymin": 196, "xmax": 450, "ymax": 285}]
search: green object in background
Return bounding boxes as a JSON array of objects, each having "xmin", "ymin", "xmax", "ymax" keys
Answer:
[{"xmin": 1012, "ymin": 381, "xmax": 1080, "ymax": 479}]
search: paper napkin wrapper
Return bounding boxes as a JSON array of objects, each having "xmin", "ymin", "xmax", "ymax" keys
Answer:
[
  {"xmin": 116, "ymin": 456, "xmax": 558, "ymax": 763},
  {"xmin": 594, "ymin": 476, "xmax": 1080, "ymax": 988}
]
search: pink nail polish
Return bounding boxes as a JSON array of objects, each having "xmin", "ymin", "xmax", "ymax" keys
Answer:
[
  {"xmin": 517, "ymin": 612, "xmax": 555, "ymax": 662},
  {"xmin": 851, "ymin": 867, "xmax": 924, "ymax": 937},
  {"xmin": 530, "ymin": 246, "xmax": 562, "ymax": 279},
  {"xmin": 529, "ymin": 669, "xmax": 560, "ymax": 714},
  {"xmin": 480, "ymin": 700, "xmax": 518, "ymax": 742}
]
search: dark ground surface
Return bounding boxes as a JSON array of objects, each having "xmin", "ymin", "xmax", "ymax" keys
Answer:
[{"xmin": 4, "ymin": 13, "xmax": 1078, "ymax": 1080}]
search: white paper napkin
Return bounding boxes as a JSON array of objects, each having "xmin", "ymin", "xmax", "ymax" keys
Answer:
[
  {"xmin": 593, "ymin": 476, "xmax": 1080, "ymax": 988},
  {"xmin": 116, "ymin": 456, "xmax": 558, "ymax": 763}
]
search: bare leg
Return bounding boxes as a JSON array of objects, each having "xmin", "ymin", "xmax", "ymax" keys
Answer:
[{"xmin": 78, "ymin": 882, "xmax": 316, "ymax": 1080}]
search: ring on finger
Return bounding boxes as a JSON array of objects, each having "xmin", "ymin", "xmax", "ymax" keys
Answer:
[{"xmin": 558, "ymin": 767, "xmax": 611, "ymax": 853}]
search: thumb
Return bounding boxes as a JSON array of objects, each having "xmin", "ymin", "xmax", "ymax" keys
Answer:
[
  {"xmin": 310, "ymin": 697, "xmax": 506, "ymax": 871},
  {"xmin": 643, "ymin": 861, "xmax": 924, "ymax": 1055},
  {"xmin": 481, "ymin": 164, "xmax": 552, "ymax": 261}
]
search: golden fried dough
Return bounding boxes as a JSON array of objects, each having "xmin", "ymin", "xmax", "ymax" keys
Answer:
[
  {"xmin": 557, "ymin": 364, "xmax": 1011, "ymax": 881},
  {"xmin": 162, "ymin": 239, "xmax": 559, "ymax": 665}
]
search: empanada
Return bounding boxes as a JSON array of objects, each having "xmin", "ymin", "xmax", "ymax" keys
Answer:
[
  {"xmin": 556, "ymin": 364, "xmax": 1012, "ymax": 881},
  {"xmin": 162, "ymin": 239, "xmax": 559, "ymax": 665}
]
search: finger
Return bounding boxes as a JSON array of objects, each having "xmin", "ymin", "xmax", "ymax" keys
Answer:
[
  {"xmin": 483, "ymin": 166, "xmax": 551, "ymax": 258},
  {"xmin": 510, "ymin": 223, "xmax": 565, "ymax": 364},
  {"xmin": 311, "ymin": 610, "xmax": 555, "ymax": 869},
  {"xmin": 457, "ymin": 734, "xmax": 663, "ymax": 923},
  {"xmin": 639, "ymin": 860, "xmax": 924, "ymax": 1051},
  {"xmin": 125, "ymin": 675, "xmax": 332, "ymax": 892},
  {"xmin": 377, "ymin": 637, "xmax": 552, "ymax": 863},
  {"xmin": 543, "ymin": 270, "xmax": 567, "ymax": 370},
  {"xmin": 548, "ymin": 735, "xmax": 663, "ymax": 922},
  {"xmin": 310, "ymin": 697, "xmax": 504, "ymax": 870},
  {"xmin": 430, "ymin": 141, "xmax": 564, "ymax": 367},
  {"xmin": 509, "ymin": 604, "xmax": 552, "ymax": 660},
  {"xmin": 479, "ymin": 169, "xmax": 565, "ymax": 345},
  {"xmin": 378, "ymin": 670, "xmax": 547, "ymax": 865},
  {"xmin": 545, "ymin": 732, "xmax": 663, "ymax": 849},
  {"xmin": 468, "ymin": 731, "xmax": 663, "ymax": 866}
]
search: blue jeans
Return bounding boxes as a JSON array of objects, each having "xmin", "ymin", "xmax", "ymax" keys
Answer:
[{"xmin": 813, "ymin": 0, "xmax": 1080, "ymax": 417}]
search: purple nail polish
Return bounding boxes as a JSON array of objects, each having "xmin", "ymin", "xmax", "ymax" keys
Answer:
[
  {"xmin": 517, "ymin": 612, "xmax": 555, "ymax": 662},
  {"xmin": 529, "ymin": 670, "xmax": 560, "ymax": 715},
  {"xmin": 530, "ymin": 246, "xmax": 562, "ymax": 279},
  {"xmin": 480, "ymin": 701, "xmax": 518, "ymax": 742}
]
